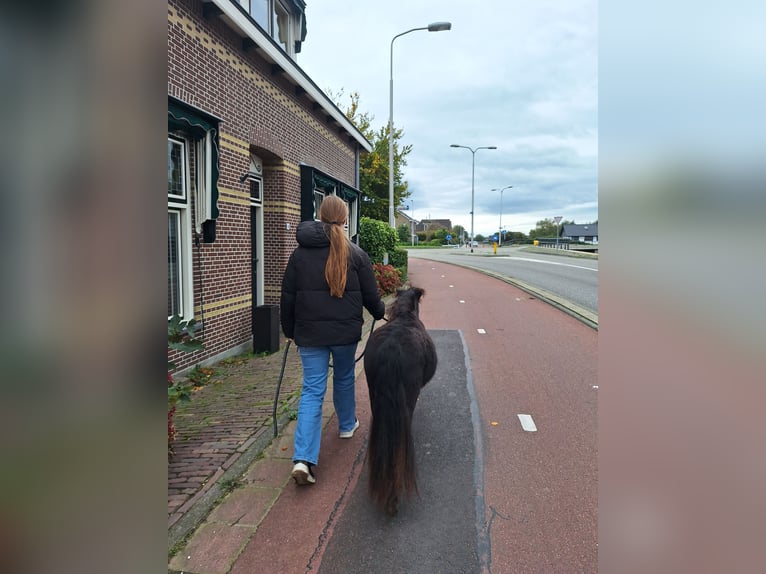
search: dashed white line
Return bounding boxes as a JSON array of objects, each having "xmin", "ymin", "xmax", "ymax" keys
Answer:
[
  {"xmin": 477, "ymin": 328, "xmax": 486, "ymax": 334},
  {"xmin": 517, "ymin": 414, "xmax": 537, "ymax": 432},
  {"xmin": 459, "ymin": 300, "xmax": 465, "ymax": 303}
]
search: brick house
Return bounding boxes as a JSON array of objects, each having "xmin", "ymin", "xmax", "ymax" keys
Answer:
[
  {"xmin": 168, "ymin": 0, "xmax": 371, "ymax": 372},
  {"xmin": 415, "ymin": 219, "xmax": 452, "ymax": 233}
]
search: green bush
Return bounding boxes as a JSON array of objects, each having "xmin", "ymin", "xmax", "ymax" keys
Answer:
[
  {"xmin": 359, "ymin": 217, "xmax": 397, "ymax": 264},
  {"xmin": 388, "ymin": 248, "xmax": 407, "ymax": 269}
]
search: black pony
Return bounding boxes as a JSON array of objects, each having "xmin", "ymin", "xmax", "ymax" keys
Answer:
[{"xmin": 363, "ymin": 287, "xmax": 437, "ymax": 515}]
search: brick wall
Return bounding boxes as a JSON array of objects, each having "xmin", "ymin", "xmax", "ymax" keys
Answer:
[{"xmin": 168, "ymin": 0, "xmax": 361, "ymax": 372}]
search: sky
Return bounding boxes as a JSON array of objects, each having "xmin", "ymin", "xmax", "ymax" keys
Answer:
[{"xmin": 297, "ymin": 0, "xmax": 597, "ymax": 238}]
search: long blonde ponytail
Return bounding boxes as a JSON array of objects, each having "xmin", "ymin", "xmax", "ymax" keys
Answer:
[{"xmin": 319, "ymin": 195, "xmax": 349, "ymax": 297}]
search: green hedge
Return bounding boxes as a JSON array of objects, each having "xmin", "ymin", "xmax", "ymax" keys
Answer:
[
  {"xmin": 359, "ymin": 217, "xmax": 408, "ymax": 285},
  {"xmin": 359, "ymin": 217, "xmax": 397, "ymax": 263}
]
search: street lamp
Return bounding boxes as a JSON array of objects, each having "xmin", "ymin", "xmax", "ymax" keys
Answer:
[
  {"xmin": 491, "ymin": 185, "xmax": 512, "ymax": 246},
  {"xmin": 450, "ymin": 144, "xmax": 497, "ymax": 252},
  {"xmin": 389, "ymin": 22, "xmax": 452, "ymax": 228}
]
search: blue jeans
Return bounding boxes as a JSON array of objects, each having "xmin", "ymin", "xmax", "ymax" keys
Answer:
[{"xmin": 293, "ymin": 343, "xmax": 358, "ymax": 466}]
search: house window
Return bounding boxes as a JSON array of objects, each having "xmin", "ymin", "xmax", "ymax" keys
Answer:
[
  {"xmin": 168, "ymin": 211, "xmax": 183, "ymax": 318},
  {"xmin": 168, "ymin": 138, "xmax": 186, "ymax": 200},
  {"xmin": 248, "ymin": 0, "xmax": 294, "ymax": 56},
  {"xmin": 168, "ymin": 136, "xmax": 192, "ymax": 319},
  {"xmin": 313, "ymin": 190, "xmax": 324, "ymax": 220}
]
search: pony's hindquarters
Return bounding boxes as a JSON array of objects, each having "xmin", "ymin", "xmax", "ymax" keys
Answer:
[{"xmin": 364, "ymin": 339, "xmax": 421, "ymax": 515}]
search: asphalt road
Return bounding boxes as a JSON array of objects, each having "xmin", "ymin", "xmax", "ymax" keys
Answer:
[{"xmin": 409, "ymin": 246, "xmax": 598, "ymax": 318}]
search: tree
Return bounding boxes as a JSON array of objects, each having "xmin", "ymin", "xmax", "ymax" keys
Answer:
[
  {"xmin": 452, "ymin": 225, "xmax": 465, "ymax": 243},
  {"xmin": 474, "ymin": 234, "xmax": 486, "ymax": 243},
  {"xmin": 330, "ymin": 90, "xmax": 412, "ymax": 222},
  {"xmin": 528, "ymin": 218, "xmax": 574, "ymax": 239}
]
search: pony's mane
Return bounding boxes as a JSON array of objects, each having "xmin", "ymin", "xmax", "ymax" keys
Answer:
[{"xmin": 387, "ymin": 287, "xmax": 424, "ymax": 320}]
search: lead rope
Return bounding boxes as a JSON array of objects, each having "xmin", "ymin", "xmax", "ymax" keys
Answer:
[{"xmin": 272, "ymin": 316, "xmax": 387, "ymax": 437}]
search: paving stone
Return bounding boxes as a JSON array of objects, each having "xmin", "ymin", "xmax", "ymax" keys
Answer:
[
  {"xmin": 208, "ymin": 486, "xmax": 280, "ymax": 527},
  {"xmin": 168, "ymin": 522, "xmax": 255, "ymax": 574}
]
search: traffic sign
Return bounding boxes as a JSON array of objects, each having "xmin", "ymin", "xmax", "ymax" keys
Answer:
[{"xmin": 446, "ymin": 234, "xmax": 452, "ymax": 241}]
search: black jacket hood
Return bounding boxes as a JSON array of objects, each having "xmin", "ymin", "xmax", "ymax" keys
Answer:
[{"xmin": 296, "ymin": 220, "xmax": 330, "ymax": 248}]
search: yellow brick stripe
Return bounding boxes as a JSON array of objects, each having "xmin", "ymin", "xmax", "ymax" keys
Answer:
[
  {"xmin": 220, "ymin": 131, "xmax": 249, "ymax": 150},
  {"xmin": 219, "ymin": 139, "xmax": 249, "ymax": 157},
  {"xmin": 263, "ymin": 161, "xmax": 301, "ymax": 178},
  {"xmin": 195, "ymin": 293, "xmax": 251, "ymax": 315},
  {"xmin": 195, "ymin": 300, "xmax": 251, "ymax": 321},
  {"xmin": 218, "ymin": 186, "xmax": 251, "ymax": 206},
  {"xmin": 264, "ymin": 200, "xmax": 301, "ymax": 216}
]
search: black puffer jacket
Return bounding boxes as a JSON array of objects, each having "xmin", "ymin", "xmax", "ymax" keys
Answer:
[{"xmin": 280, "ymin": 220, "xmax": 386, "ymax": 347}]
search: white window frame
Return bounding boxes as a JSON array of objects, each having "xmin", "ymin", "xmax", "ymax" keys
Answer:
[
  {"xmin": 168, "ymin": 135, "xmax": 195, "ymax": 321},
  {"xmin": 273, "ymin": 0, "xmax": 293, "ymax": 54}
]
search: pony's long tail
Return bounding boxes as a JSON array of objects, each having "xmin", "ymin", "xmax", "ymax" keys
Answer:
[{"xmin": 367, "ymin": 374, "xmax": 417, "ymax": 515}]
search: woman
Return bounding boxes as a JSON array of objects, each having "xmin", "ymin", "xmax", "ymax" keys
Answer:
[{"xmin": 280, "ymin": 195, "xmax": 386, "ymax": 485}]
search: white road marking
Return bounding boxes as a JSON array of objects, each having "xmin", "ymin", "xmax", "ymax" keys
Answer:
[
  {"xmin": 515, "ymin": 297, "xmax": 521, "ymax": 301},
  {"xmin": 441, "ymin": 275, "xmax": 446, "ymax": 278},
  {"xmin": 459, "ymin": 300, "xmax": 465, "ymax": 303},
  {"xmin": 477, "ymin": 328, "xmax": 486, "ymax": 334},
  {"xmin": 449, "ymin": 284, "xmax": 454, "ymax": 288},
  {"xmin": 517, "ymin": 414, "xmax": 537, "ymax": 432},
  {"xmin": 593, "ymin": 385, "xmax": 599, "ymax": 389},
  {"xmin": 506, "ymin": 256, "xmax": 597, "ymax": 272}
]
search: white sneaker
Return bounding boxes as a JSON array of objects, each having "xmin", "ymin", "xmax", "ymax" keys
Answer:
[
  {"xmin": 339, "ymin": 418, "xmax": 360, "ymax": 439},
  {"xmin": 291, "ymin": 462, "xmax": 315, "ymax": 485}
]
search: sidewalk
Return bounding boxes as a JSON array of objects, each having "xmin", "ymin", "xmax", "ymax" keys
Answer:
[{"xmin": 168, "ymin": 310, "xmax": 378, "ymax": 569}]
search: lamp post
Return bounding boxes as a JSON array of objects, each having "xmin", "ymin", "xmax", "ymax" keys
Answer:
[
  {"xmin": 389, "ymin": 22, "xmax": 451, "ymax": 228},
  {"xmin": 491, "ymin": 185, "xmax": 512, "ymax": 246},
  {"xmin": 450, "ymin": 144, "xmax": 497, "ymax": 252}
]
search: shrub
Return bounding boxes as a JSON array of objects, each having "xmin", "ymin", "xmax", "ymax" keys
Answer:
[
  {"xmin": 359, "ymin": 217, "xmax": 397, "ymax": 264},
  {"xmin": 388, "ymin": 248, "xmax": 407, "ymax": 269},
  {"xmin": 372, "ymin": 263, "xmax": 403, "ymax": 296}
]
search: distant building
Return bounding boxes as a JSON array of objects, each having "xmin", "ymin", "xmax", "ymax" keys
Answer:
[
  {"xmin": 415, "ymin": 219, "xmax": 452, "ymax": 233},
  {"xmin": 561, "ymin": 223, "xmax": 598, "ymax": 244},
  {"xmin": 395, "ymin": 209, "xmax": 418, "ymax": 230}
]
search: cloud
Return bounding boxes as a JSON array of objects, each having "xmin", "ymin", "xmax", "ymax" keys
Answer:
[{"xmin": 299, "ymin": 0, "xmax": 598, "ymax": 233}]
